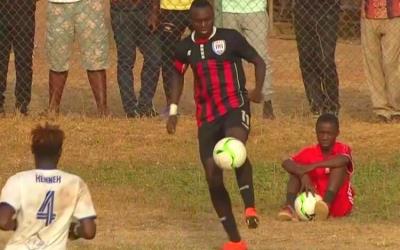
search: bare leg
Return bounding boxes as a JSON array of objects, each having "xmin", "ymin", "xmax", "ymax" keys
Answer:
[
  {"xmin": 49, "ymin": 70, "xmax": 68, "ymax": 114},
  {"xmin": 87, "ymin": 69, "xmax": 108, "ymax": 116}
]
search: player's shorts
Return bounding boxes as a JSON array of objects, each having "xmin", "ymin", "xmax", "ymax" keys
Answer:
[
  {"xmin": 198, "ymin": 104, "xmax": 250, "ymax": 163},
  {"xmin": 46, "ymin": 0, "xmax": 109, "ymax": 72}
]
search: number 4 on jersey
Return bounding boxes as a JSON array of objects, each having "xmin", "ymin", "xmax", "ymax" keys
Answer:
[{"xmin": 36, "ymin": 191, "xmax": 56, "ymax": 226}]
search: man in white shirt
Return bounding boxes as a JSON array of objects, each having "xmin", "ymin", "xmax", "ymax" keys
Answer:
[{"xmin": 0, "ymin": 123, "xmax": 96, "ymax": 249}]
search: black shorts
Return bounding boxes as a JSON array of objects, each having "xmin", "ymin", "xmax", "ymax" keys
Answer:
[{"xmin": 198, "ymin": 104, "xmax": 251, "ymax": 163}]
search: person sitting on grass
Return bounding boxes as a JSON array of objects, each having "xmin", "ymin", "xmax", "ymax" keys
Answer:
[{"xmin": 278, "ymin": 113, "xmax": 354, "ymax": 220}]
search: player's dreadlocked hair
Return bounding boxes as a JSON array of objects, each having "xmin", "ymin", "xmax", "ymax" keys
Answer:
[
  {"xmin": 190, "ymin": 0, "xmax": 213, "ymax": 13},
  {"xmin": 31, "ymin": 123, "xmax": 65, "ymax": 159},
  {"xmin": 316, "ymin": 113, "xmax": 339, "ymax": 131}
]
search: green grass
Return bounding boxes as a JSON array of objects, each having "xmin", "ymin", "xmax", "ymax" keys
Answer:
[{"xmin": 68, "ymin": 158, "xmax": 400, "ymax": 223}]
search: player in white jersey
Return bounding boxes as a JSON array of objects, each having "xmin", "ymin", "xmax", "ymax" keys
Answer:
[{"xmin": 0, "ymin": 123, "xmax": 96, "ymax": 249}]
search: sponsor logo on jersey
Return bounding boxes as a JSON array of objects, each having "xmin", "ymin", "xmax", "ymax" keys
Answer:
[{"xmin": 212, "ymin": 40, "xmax": 226, "ymax": 55}]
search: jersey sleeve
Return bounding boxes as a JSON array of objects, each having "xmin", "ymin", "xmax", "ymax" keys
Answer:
[
  {"xmin": 290, "ymin": 148, "xmax": 310, "ymax": 165},
  {"xmin": 336, "ymin": 143, "xmax": 354, "ymax": 174},
  {"xmin": 73, "ymin": 179, "xmax": 96, "ymax": 220},
  {"xmin": 232, "ymin": 30, "xmax": 259, "ymax": 62},
  {"xmin": 173, "ymin": 41, "xmax": 189, "ymax": 75},
  {"xmin": 0, "ymin": 174, "xmax": 21, "ymax": 211}
]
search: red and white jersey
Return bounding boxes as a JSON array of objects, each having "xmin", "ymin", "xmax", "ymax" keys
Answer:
[
  {"xmin": 291, "ymin": 142, "xmax": 354, "ymax": 217},
  {"xmin": 0, "ymin": 169, "xmax": 96, "ymax": 250}
]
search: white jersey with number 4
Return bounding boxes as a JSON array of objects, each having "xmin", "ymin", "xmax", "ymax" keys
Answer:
[{"xmin": 0, "ymin": 169, "xmax": 96, "ymax": 250}]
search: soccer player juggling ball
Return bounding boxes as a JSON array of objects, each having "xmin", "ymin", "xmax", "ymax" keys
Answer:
[
  {"xmin": 278, "ymin": 113, "xmax": 354, "ymax": 221},
  {"xmin": 0, "ymin": 123, "xmax": 96, "ymax": 249},
  {"xmin": 166, "ymin": 0, "xmax": 266, "ymax": 249}
]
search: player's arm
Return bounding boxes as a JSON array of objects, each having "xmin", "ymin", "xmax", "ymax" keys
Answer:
[
  {"xmin": 0, "ymin": 175, "xmax": 20, "ymax": 231},
  {"xmin": 69, "ymin": 217, "xmax": 96, "ymax": 240},
  {"xmin": 0, "ymin": 203, "xmax": 17, "ymax": 231},
  {"xmin": 282, "ymin": 159, "xmax": 316, "ymax": 177},
  {"xmin": 247, "ymin": 54, "xmax": 266, "ymax": 103},
  {"xmin": 306, "ymin": 155, "xmax": 351, "ymax": 170},
  {"xmin": 166, "ymin": 43, "xmax": 188, "ymax": 134},
  {"xmin": 233, "ymin": 31, "xmax": 266, "ymax": 103},
  {"xmin": 70, "ymin": 179, "xmax": 97, "ymax": 240}
]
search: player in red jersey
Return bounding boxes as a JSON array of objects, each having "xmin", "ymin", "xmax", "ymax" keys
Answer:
[
  {"xmin": 166, "ymin": 0, "xmax": 266, "ymax": 249},
  {"xmin": 278, "ymin": 113, "xmax": 354, "ymax": 220}
]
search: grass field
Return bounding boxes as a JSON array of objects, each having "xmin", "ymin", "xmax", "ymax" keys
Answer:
[{"xmin": 1, "ymin": 2, "xmax": 400, "ymax": 249}]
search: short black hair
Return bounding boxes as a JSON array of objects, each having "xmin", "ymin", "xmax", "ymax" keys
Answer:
[
  {"xmin": 31, "ymin": 123, "xmax": 65, "ymax": 160},
  {"xmin": 190, "ymin": 0, "xmax": 213, "ymax": 13},
  {"xmin": 316, "ymin": 113, "xmax": 339, "ymax": 130}
]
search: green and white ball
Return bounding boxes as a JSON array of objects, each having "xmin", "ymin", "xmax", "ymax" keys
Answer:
[
  {"xmin": 213, "ymin": 137, "xmax": 247, "ymax": 170},
  {"xmin": 294, "ymin": 192, "xmax": 322, "ymax": 221}
]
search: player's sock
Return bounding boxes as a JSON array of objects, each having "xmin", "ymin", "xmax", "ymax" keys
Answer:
[
  {"xmin": 239, "ymin": 184, "xmax": 255, "ymax": 208},
  {"xmin": 220, "ymin": 215, "xmax": 241, "ymax": 242},
  {"xmin": 209, "ymin": 185, "xmax": 241, "ymax": 242},
  {"xmin": 235, "ymin": 159, "xmax": 255, "ymax": 208},
  {"xmin": 323, "ymin": 190, "xmax": 336, "ymax": 205},
  {"xmin": 286, "ymin": 192, "xmax": 297, "ymax": 208}
]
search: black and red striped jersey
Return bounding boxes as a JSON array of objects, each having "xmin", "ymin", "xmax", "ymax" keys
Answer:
[{"xmin": 174, "ymin": 27, "xmax": 259, "ymax": 127}]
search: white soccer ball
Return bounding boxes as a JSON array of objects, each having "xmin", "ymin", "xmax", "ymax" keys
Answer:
[
  {"xmin": 213, "ymin": 137, "xmax": 247, "ymax": 170},
  {"xmin": 294, "ymin": 192, "xmax": 322, "ymax": 221}
]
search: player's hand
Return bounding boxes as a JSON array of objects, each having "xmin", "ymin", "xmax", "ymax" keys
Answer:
[
  {"xmin": 300, "ymin": 175, "xmax": 315, "ymax": 197},
  {"xmin": 68, "ymin": 222, "xmax": 80, "ymax": 241},
  {"xmin": 248, "ymin": 88, "xmax": 263, "ymax": 103},
  {"xmin": 166, "ymin": 115, "xmax": 178, "ymax": 134}
]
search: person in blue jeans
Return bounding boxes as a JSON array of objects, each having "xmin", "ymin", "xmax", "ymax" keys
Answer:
[{"xmin": 111, "ymin": 0, "xmax": 161, "ymax": 118}]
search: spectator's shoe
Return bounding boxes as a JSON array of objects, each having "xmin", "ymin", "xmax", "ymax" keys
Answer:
[
  {"xmin": 376, "ymin": 114, "xmax": 390, "ymax": 123},
  {"xmin": 0, "ymin": 106, "xmax": 5, "ymax": 118},
  {"xmin": 126, "ymin": 109, "xmax": 139, "ymax": 119},
  {"xmin": 244, "ymin": 207, "xmax": 259, "ymax": 229},
  {"xmin": 314, "ymin": 200, "xmax": 329, "ymax": 221},
  {"xmin": 138, "ymin": 105, "xmax": 158, "ymax": 118},
  {"xmin": 391, "ymin": 114, "xmax": 400, "ymax": 123},
  {"xmin": 263, "ymin": 100, "xmax": 275, "ymax": 120},
  {"xmin": 222, "ymin": 240, "xmax": 248, "ymax": 250},
  {"xmin": 277, "ymin": 205, "xmax": 296, "ymax": 221},
  {"xmin": 15, "ymin": 104, "xmax": 28, "ymax": 117}
]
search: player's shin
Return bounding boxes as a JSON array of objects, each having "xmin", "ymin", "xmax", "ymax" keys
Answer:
[
  {"xmin": 209, "ymin": 185, "xmax": 241, "ymax": 242},
  {"xmin": 235, "ymin": 159, "xmax": 255, "ymax": 208}
]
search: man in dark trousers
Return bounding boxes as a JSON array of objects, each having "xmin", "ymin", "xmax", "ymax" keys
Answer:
[
  {"xmin": 166, "ymin": 1, "xmax": 265, "ymax": 249},
  {"xmin": 111, "ymin": 0, "xmax": 161, "ymax": 118},
  {"xmin": 0, "ymin": 0, "xmax": 37, "ymax": 116},
  {"xmin": 293, "ymin": 0, "xmax": 341, "ymax": 116}
]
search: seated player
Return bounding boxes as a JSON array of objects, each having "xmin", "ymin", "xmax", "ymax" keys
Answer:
[
  {"xmin": 0, "ymin": 123, "xmax": 96, "ymax": 249},
  {"xmin": 278, "ymin": 113, "xmax": 354, "ymax": 220}
]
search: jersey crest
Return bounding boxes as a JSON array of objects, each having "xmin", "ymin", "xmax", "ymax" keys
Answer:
[{"xmin": 212, "ymin": 40, "xmax": 226, "ymax": 55}]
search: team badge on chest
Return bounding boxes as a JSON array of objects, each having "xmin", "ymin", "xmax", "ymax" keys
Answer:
[{"xmin": 212, "ymin": 40, "xmax": 226, "ymax": 55}]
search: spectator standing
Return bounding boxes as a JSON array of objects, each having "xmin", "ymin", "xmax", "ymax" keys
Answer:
[
  {"xmin": 111, "ymin": 0, "xmax": 161, "ymax": 118},
  {"xmin": 46, "ymin": 0, "xmax": 109, "ymax": 116},
  {"xmin": 158, "ymin": 0, "xmax": 193, "ymax": 116},
  {"xmin": 361, "ymin": 0, "xmax": 400, "ymax": 123},
  {"xmin": 293, "ymin": 0, "xmax": 341, "ymax": 116},
  {"xmin": 0, "ymin": 0, "xmax": 37, "ymax": 116},
  {"xmin": 219, "ymin": 0, "xmax": 275, "ymax": 119}
]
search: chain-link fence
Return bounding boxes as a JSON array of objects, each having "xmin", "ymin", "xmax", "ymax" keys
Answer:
[{"xmin": 0, "ymin": 0, "xmax": 399, "ymax": 121}]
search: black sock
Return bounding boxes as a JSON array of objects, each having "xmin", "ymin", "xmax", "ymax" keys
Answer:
[
  {"xmin": 324, "ymin": 190, "xmax": 336, "ymax": 204},
  {"xmin": 239, "ymin": 184, "xmax": 255, "ymax": 209},
  {"xmin": 286, "ymin": 192, "xmax": 297, "ymax": 208},
  {"xmin": 209, "ymin": 186, "xmax": 241, "ymax": 242},
  {"xmin": 220, "ymin": 214, "xmax": 241, "ymax": 242},
  {"xmin": 235, "ymin": 159, "xmax": 255, "ymax": 208}
]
